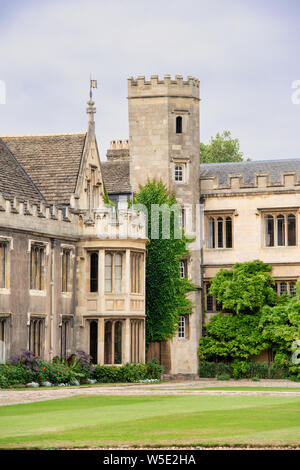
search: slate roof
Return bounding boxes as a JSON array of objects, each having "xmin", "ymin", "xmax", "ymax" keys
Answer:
[
  {"xmin": 0, "ymin": 139, "xmax": 43, "ymax": 203},
  {"xmin": 1, "ymin": 133, "xmax": 86, "ymax": 205},
  {"xmin": 101, "ymin": 160, "xmax": 131, "ymax": 194},
  {"xmin": 200, "ymin": 159, "xmax": 300, "ymax": 185}
]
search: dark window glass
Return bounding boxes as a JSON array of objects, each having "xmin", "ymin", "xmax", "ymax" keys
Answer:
[
  {"xmin": 266, "ymin": 215, "xmax": 274, "ymax": 247},
  {"xmin": 277, "ymin": 215, "xmax": 285, "ymax": 246},
  {"xmin": 217, "ymin": 217, "xmax": 223, "ymax": 248},
  {"xmin": 226, "ymin": 217, "xmax": 232, "ymax": 248},
  {"xmin": 206, "ymin": 283, "xmax": 214, "ymax": 312},
  {"xmin": 176, "ymin": 116, "xmax": 182, "ymax": 134},
  {"xmin": 104, "ymin": 321, "xmax": 112, "ymax": 364},
  {"xmin": 288, "ymin": 214, "xmax": 296, "ymax": 246},
  {"xmin": 90, "ymin": 321, "xmax": 98, "ymax": 364},
  {"xmin": 280, "ymin": 282, "xmax": 287, "ymax": 296},
  {"xmin": 90, "ymin": 252, "xmax": 98, "ymax": 292},
  {"xmin": 114, "ymin": 321, "xmax": 122, "ymax": 364},
  {"xmin": 290, "ymin": 282, "xmax": 296, "ymax": 297}
]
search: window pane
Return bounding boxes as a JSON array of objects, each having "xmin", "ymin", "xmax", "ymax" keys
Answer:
[
  {"xmin": 105, "ymin": 253, "xmax": 112, "ymax": 292},
  {"xmin": 287, "ymin": 214, "xmax": 296, "ymax": 246},
  {"xmin": 0, "ymin": 243, "xmax": 6, "ymax": 288},
  {"xmin": 114, "ymin": 253, "xmax": 122, "ymax": 293},
  {"xmin": 104, "ymin": 321, "xmax": 112, "ymax": 364},
  {"xmin": 290, "ymin": 282, "xmax": 296, "ymax": 297},
  {"xmin": 206, "ymin": 283, "xmax": 214, "ymax": 312},
  {"xmin": 90, "ymin": 252, "xmax": 98, "ymax": 292},
  {"xmin": 208, "ymin": 218, "xmax": 215, "ymax": 248},
  {"xmin": 175, "ymin": 165, "xmax": 183, "ymax": 182},
  {"xmin": 280, "ymin": 282, "xmax": 287, "ymax": 296},
  {"xmin": 277, "ymin": 215, "xmax": 285, "ymax": 246},
  {"xmin": 266, "ymin": 215, "xmax": 274, "ymax": 247},
  {"xmin": 217, "ymin": 217, "xmax": 223, "ymax": 248},
  {"xmin": 114, "ymin": 322, "xmax": 122, "ymax": 364},
  {"xmin": 225, "ymin": 217, "xmax": 232, "ymax": 248},
  {"xmin": 180, "ymin": 260, "xmax": 186, "ymax": 279},
  {"xmin": 176, "ymin": 116, "xmax": 182, "ymax": 134},
  {"xmin": 178, "ymin": 315, "xmax": 185, "ymax": 338}
]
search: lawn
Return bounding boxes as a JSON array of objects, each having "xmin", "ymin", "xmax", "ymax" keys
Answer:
[
  {"xmin": 164, "ymin": 387, "xmax": 300, "ymax": 392},
  {"xmin": 0, "ymin": 394, "xmax": 300, "ymax": 449}
]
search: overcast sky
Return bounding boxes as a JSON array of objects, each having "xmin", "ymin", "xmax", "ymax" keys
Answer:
[{"xmin": 0, "ymin": 0, "xmax": 299, "ymax": 161}]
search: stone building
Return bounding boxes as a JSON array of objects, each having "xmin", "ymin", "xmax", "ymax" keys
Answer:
[
  {"xmin": 1, "ymin": 74, "xmax": 299, "ymax": 377},
  {"xmin": 0, "ymin": 99, "xmax": 147, "ymax": 365}
]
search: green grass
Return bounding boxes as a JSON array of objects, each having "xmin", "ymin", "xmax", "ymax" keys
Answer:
[
  {"xmin": 0, "ymin": 394, "xmax": 300, "ymax": 448},
  {"xmin": 163, "ymin": 387, "xmax": 300, "ymax": 392}
]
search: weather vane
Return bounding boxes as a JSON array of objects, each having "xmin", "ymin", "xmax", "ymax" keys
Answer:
[{"xmin": 90, "ymin": 75, "xmax": 98, "ymax": 99}]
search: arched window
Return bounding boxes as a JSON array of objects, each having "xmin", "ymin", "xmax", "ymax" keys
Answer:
[
  {"xmin": 176, "ymin": 116, "xmax": 182, "ymax": 134},
  {"xmin": 225, "ymin": 217, "xmax": 232, "ymax": 248},
  {"xmin": 217, "ymin": 217, "xmax": 223, "ymax": 248},
  {"xmin": 90, "ymin": 252, "xmax": 98, "ymax": 292},
  {"xmin": 288, "ymin": 214, "xmax": 296, "ymax": 246},
  {"xmin": 175, "ymin": 165, "xmax": 183, "ymax": 182},
  {"xmin": 265, "ymin": 215, "xmax": 274, "ymax": 247},
  {"xmin": 277, "ymin": 215, "xmax": 285, "ymax": 246}
]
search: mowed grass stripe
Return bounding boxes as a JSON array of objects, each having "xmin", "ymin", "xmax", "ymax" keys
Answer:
[{"xmin": 0, "ymin": 395, "xmax": 299, "ymax": 448}]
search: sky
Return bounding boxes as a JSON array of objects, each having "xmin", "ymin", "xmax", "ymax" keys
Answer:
[{"xmin": 0, "ymin": 0, "xmax": 300, "ymax": 161}]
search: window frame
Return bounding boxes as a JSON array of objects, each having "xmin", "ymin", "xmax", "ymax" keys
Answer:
[
  {"xmin": 205, "ymin": 211, "xmax": 234, "ymax": 249},
  {"xmin": 130, "ymin": 252, "xmax": 144, "ymax": 294},
  {"xmin": 260, "ymin": 209, "xmax": 298, "ymax": 248},
  {"xmin": 105, "ymin": 251, "xmax": 124, "ymax": 293}
]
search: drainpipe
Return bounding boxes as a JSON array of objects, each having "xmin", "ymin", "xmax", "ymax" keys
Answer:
[{"xmin": 50, "ymin": 238, "xmax": 55, "ymax": 360}]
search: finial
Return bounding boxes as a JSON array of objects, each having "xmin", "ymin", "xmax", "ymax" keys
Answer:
[{"xmin": 86, "ymin": 75, "xmax": 97, "ymax": 124}]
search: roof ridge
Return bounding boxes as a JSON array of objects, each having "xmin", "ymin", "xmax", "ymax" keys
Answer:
[
  {"xmin": 201, "ymin": 158, "xmax": 300, "ymax": 166},
  {"xmin": 0, "ymin": 132, "xmax": 87, "ymax": 138}
]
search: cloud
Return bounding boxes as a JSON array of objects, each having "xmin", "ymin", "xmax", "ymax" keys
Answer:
[{"xmin": 0, "ymin": 0, "xmax": 299, "ymax": 160}]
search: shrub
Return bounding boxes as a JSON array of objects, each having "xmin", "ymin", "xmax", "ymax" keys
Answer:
[
  {"xmin": 145, "ymin": 359, "xmax": 163, "ymax": 380},
  {"xmin": 9, "ymin": 350, "xmax": 42, "ymax": 380},
  {"xmin": 216, "ymin": 362, "xmax": 233, "ymax": 377},
  {"xmin": 216, "ymin": 373, "xmax": 231, "ymax": 381},
  {"xmin": 232, "ymin": 360, "xmax": 248, "ymax": 379},
  {"xmin": 0, "ymin": 363, "xmax": 31, "ymax": 386},
  {"xmin": 93, "ymin": 360, "xmax": 163, "ymax": 384},
  {"xmin": 199, "ymin": 362, "xmax": 216, "ymax": 378},
  {"xmin": 245, "ymin": 361, "xmax": 269, "ymax": 379},
  {"xmin": 36, "ymin": 361, "xmax": 76, "ymax": 385}
]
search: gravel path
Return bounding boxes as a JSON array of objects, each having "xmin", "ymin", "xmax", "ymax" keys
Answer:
[{"xmin": 1, "ymin": 379, "xmax": 300, "ymax": 406}]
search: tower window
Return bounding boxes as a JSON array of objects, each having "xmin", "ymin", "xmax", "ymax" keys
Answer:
[
  {"xmin": 175, "ymin": 165, "xmax": 183, "ymax": 182},
  {"xmin": 176, "ymin": 116, "xmax": 182, "ymax": 134}
]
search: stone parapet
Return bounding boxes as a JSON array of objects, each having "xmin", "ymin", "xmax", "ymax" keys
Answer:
[{"xmin": 128, "ymin": 74, "xmax": 200, "ymax": 100}]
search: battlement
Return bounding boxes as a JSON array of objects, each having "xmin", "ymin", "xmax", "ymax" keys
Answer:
[
  {"xmin": 0, "ymin": 193, "xmax": 80, "ymax": 238},
  {"xmin": 128, "ymin": 74, "xmax": 200, "ymax": 100}
]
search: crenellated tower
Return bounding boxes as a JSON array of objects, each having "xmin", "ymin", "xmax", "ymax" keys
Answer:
[{"xmin": 128, "ymin": 75, "xmax": 201, "ymax": 376}]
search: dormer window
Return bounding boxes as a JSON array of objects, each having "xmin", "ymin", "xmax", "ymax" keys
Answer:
[{"xmin": 176, "ymin": 116, "xmax": 182, "ymax": 134}]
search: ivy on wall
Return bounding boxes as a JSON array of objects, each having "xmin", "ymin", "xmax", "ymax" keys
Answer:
[{"xmin": 133, "ymin": 180, "xmax": 195, "ymax": 346}]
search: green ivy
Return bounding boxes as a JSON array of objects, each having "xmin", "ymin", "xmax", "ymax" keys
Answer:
[{"xmin": 133, "ymin": 180, "xmax": 195, "ymax": 346}]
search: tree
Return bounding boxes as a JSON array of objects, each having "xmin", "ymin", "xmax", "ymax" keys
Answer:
[
  {"xmin": 209, "ymin": 260, "xmax": 277, "ymax": 314},
  {"xmin": 133, "ymin": 180, "xmax": 195, "ymax": 346},
  {"xmin": 200, "ymin": 130, "xmax": 248, "ymax": 164}
]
